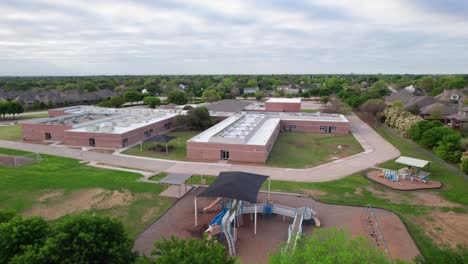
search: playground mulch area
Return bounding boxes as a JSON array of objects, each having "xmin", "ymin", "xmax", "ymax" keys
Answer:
[
  {"xmin": 367, "ymin": 170, "xmax": 442, "ymax": 191},
  {"xmin": 134, "ymin": 187, "xmax": 420, "ymax": 263},
  {"xmin": 0, "ymin": 154, "xmax": 38, "ymax": 167}
]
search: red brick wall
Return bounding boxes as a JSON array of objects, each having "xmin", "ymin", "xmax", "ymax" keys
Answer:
[
  {"xmin": 265, "ymin": 102, "xmax": 301, "ymax": 112},
  {"xmin": 48, "ymin": 109, "xmax": 67, "ymax": 117},
  {"xmin": 21, "ymin": 123, "xmax": 72, "ymax": 141},
  {"xmin": 279, "ymin": 120, "xmax": 349, "ymax": 134}
]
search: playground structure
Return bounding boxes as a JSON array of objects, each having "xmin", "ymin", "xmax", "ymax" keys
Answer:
[
  {"xmin": 379, "ymin": 156, "xmax": 432, "ymax": 185},
  {"xmin": 194, "ymin": 171, "xmax": 320, "ymax": 256}
]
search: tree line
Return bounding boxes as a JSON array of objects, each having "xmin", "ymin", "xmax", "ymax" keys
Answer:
[{"xmin": 0, "ymin": 101, "xmax": 24, "ymax": 119}]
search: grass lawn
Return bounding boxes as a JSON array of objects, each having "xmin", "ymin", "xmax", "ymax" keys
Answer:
[
  {"xmin": 148, "ymin": 172, "xmax": 168, "ymax": 181},
  {"xmin": 17, "ymin": 112, "xmax": 49, "ymax": 119},
  {"xmin": 0, "ymin": 125, "xmax": 21, "ymax": 141},
  {"xmin": 0, "ymin": 148, "xmax": 174, "ymax": 238},
  {"xmin": 190, "ymin": 125, "xmax": 468, "ymax": 262},
  {"xmin": 122, "ymin": 131, "xmax": 198, "ymax": 161},
  {"xmin": 266, "ymin": 132, "xmax": 364, "ymax": 168}
]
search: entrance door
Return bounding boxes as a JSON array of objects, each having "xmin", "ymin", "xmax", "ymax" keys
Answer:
[
  {"xmin": 220, "ymin": 150, "xmax": 230, "ymax": 160},
  {"xmin": 327, "ymin": 126, "xmax": 332, "ymax": 133},
  {"xmin": 44, "ymin": 133, "xmax": 51, "ymax": 140},
  {"xmin": 89, "ymin": 138, "xmax": 96, "ymax": 147}
]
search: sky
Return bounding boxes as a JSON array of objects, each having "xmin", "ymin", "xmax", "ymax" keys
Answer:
[{"xmin": 1, "ymin": 0, "xmax": 468, "ymax": 76}]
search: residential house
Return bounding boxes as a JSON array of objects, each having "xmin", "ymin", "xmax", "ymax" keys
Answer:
[{"xmin": 243, "ymin": 87, "xmax": 258, "ymax": 95}]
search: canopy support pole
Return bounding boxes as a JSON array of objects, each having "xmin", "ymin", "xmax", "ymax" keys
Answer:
[
  {"xmin": 194, "ymin": 197, "xmax": 198, "ymax": 226},
  {"xmin": 254, "ymin": 205, "xmax": 257, "ymax": 235},
  {"xmin": 268, "ymin": 178, "xmax": 271, "ymax": 201},
  {"xmin": 166, "ymin": 143, "xmax": 168, "ymax": 155}
]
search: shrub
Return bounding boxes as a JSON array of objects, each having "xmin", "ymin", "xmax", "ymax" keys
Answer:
[
  {"xmin": 383, "ymin": 106, "xmax": 423, "ymax": 137},
  {"xmin": 434, "ymin": 134, "xmax": 462, "ymax": 162},
  {"xmin": 408, "ymin": 120, "xmax": 443, "ymax": 143},
  {"xmin": 420, "ymin": 126, "xmax": 457, "ymax": 149},
  {"xmin": 143, "ymin": 96, "xmax": 161, "ymax": 108}
]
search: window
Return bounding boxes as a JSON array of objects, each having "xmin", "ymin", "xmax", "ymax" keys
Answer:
[
  {"xmin": 149, "ymin": 129, "xmax": 154, "ymax": 136},
  {"xmin": 122, "ymin": 138, "xmax": 128, "ymax": 147},
  {"xmin": 220, "ymin": 150, "xmax": 230, "ymax": 160},
  {"xmin": 164, "ymin": 122, "xmax": 172, "ymax": 129},
  {"xmin": 89, "ymin": 138, "xmax": 96, "ymax": 147},
  {"xmin": 45, "ymin": 133, "xmax": 51, "ymax": 140},
  {"xmin": 144, "ymin": 130, "xmax": 150, "ymax": 138}
]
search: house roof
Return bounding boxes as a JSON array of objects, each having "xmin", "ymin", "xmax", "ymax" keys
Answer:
[
  {"xmin": 420, "ymin": 102, "xmax": 458, "ymax": 116},
  {"xmin": 434, "ymin": 89, "xmax": 465, "ymax": 102}
]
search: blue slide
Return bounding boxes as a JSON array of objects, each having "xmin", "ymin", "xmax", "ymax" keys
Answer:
[{"xmin": 209, "ymin": 208, "xmax": 228, "ymax": 226}]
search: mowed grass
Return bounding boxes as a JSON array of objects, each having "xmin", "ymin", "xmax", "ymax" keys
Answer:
[
  {"xmin": 266, "ymin": 132, "xmax": 364, "ymax": 168},
  {"xmin": 122, "ymin": 131, "xmax": 198, "ymax": 161},
  {"xmin": 0, "ymin": 148, "xmax": 174, "ymax": 238},
  {"xmin": 0, "ymin": 125, "xmax": 22, "ymax": 141}
]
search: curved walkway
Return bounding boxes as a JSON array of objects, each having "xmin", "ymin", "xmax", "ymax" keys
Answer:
[{"xmin": 0, "ymin": 113, "xmax": 400, "ymax": 182}]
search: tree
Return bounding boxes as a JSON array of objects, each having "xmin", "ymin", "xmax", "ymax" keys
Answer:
[
  {"xmin": 0, "ymin": 209, "xmax": 16, "ymax": 224},
  {"xmin": 246, "ymin": 79, "xmax": 258, "ymax": 87},
  {"xmin": 408, "ymin": 120, "xmax": 443, "ymax": 143},
  {"xmin": 186, "ymin": 107, "xmax": 213, "ymax": 130},
  {"xmin": 0, "ymin": 215, "xmax": 49, "ymax": 263},
  {"xmin": 320, "ymin": 96, "xmax": 329, "ymax": 106},
  {"xmin": 417, "ymin": 76, "xmax": 435, "ymax": 92},
  {"xmin": 269, "ymin": 228, "xmax": 395, "ymax": 264},
  {"xmin": 359, "ymin": 99, "xmax": 386, "ymax": 116},
  {"xmin": 167, "ymin": 90, "xmax": 188, "ymax": 105},
  {"xmin": 370, "ymin": 80, "xmax": 387, "ymax": 90},
  {"xmin": 143, "ymin": 96, "xmax": 161, "ymax": 109},
  {"xmin": 392, "ymin": 100, "xmax": 403, "ymax": 107},
  {"xmin": 0, "ymin": 102, "xmax": 7, "ymax": 119},
  {"xmin": 151, "ymin": 235, "xmax": 236, "ymax": 264},
  {"xmin": 7, "ymin": 101, "xmax": 24, "ymax": 119},
  {"xmin": 434, "ymin": 133, "xmax": 462, "ymax": 162},
  {"xmin": 428, "ymin": 105, "xmax": 444, "ymax": 120},
  {"xmin": 13, "ymin": 214, "xmax": 135, "ymax": 264},
  {"xmin": 255, "ymin": 90, "xmax": 266, "ymax": 101},
  {"xmin": 420, "ymin": 126, "xmax": 457, "ymax": 148},
  {"xmin": 124, "ymin": 91, "xmax": 143, "ymax": 104},
  {"xmin": 202, "ymin": 89, "xmax": 222, "ymax": 103},
  {"xmin": 109, "ymin": 95, "xmax": 126, "ymax": 108}
]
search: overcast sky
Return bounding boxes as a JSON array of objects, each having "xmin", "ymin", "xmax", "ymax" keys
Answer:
[{"xmin": 1, "ymin": 0, "xmax": 468, "ymax": 76}]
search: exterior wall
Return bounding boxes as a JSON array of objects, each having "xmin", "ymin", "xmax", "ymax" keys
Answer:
[
  {"xmin": 48, "ymin": 109, "xmax": 67, "ymax": 117},
  {"xmin": 279, "ymin": 120, "xmax": 349, "ymax": 134},
  {"xmin": 186, "ymin": 122, "xmax": 280, "ymax": 163},
  {"xmin": 265, "ymin": 102, "xmax": 301, "ymax": 112},
  {"xmin": 64, "ymin": 116, "xmax": 176, "ymax": 148},
  {"xmin": 21, "ymin": 123, "xmax": 72, "ymax": 141}
]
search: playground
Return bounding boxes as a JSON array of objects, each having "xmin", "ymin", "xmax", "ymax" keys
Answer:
[
  {"xmin": 370, "ymin": 156, "xmax": 442, "ymax": 190},
  {"xmin": 134, "ymin": 173, "xmax": 420, "ymax": 263}
]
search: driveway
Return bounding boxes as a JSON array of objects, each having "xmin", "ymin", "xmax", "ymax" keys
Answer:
[{"xmin": 0, "ymin": 113, "xmax": 400, "ymax": 182}]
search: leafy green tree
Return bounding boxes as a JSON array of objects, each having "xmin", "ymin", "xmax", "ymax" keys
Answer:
[
  {"xmin": 392, "ymin": 100, "xmax": 404, "ymax": 107},
  {"xmin": 434, "ymin": 134, "xmax": 462, "ymax": 162},
  {"xmin": 359, "ymin": 99, "xmax": 386, "ymax": 116},
  {"xmin": 109, "ymin": 95, "xmax": 126, "ymax": 108},
  {"xmin": 202, "ymin": 89, "xmax": 222, "ymax": 103},
  {"xmin": 255, "ymin": 90, "xmax": 266, "ymax": 101},
  {"xmin": 420, "ymin": 126, "xmax": 457, "ymax": 148},
  {"xmin": 370, "ymin": 80, "xmax": 388, "ymax": 90},
  {"xmin": 246, "ymin": 79, "xmax": 258, "ymax": 88},
  {"xmin": 0, "ymin": 101, "xmax": 7, "ymax": 119},
  {"xmin": 124, "ymin": 91, "xmax": 143, "ymax": 104},
  {"xmin": 409, "ymin": 120, "xmax": 443, "ymax": 143},
  {"xmin": 186, "ymin": 107, "xmax": 213, "ymax": 130},
  {"xmin": 269, "ymin": 228, "xmax": 396, "ymax": 264},
  {"xmin": 417, "ymin": 76, "xmax": 435, "ymax": 92},
  {"xmin": 0, "ymin": 209, "xmax": 16, "ymax": 224},
  {"xmin": 320, "ymin": 96, "xmax": 329, "ymax": 106},
  {"xmin": 13, "ymin": 214, "xmax": 135, "ymax": 264},
  {"xmin": 167, "ymin": 90, "xmax": 188, "ymax": 105},
  {"xmin": 7, "ymin": 101, "xmax": 24, "ymax": 119},
  {"xmin": 151, "ymin": 235, "xmax": 236, "ymax": 264},
  {"xmin": 0, "ymin": 215, "xmax": 49, "ymax": 263},
  {"xmin": 83, "ymin": 81, "xmax": 97, "ymax": 92},
  {"xmin": 143, "ymin": 96, "xmax": 161, "ymax": 108}
]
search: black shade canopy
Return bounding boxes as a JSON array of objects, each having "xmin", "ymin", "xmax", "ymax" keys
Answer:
[
  {"xmin": 144, "ymin": 134, "xmax": 176, "ymax": 143},
  {"xmin": 198, "ymin": 171, "xmax": 269, "ymax": 203}
]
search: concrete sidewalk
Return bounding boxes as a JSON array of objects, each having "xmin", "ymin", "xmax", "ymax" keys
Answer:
[{"xmin": 0, "ymin": 113, "xmax": 400, "ymax": 183}]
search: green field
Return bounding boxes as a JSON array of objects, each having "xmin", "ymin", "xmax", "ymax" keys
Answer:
[
  {"xmin": 0, "ymin": 148, "xmax": 173, "ymax": 238},
  {"xmin": 122, "ymin": 131, "xmax": 198, "ymax": 161},
  {"xmin": 266, "ymin": 133, "xmax": 364, "ymax": 168},
  {"xmin": 0, "ymin": 125, "xmax": 21, "ymax": 141}
]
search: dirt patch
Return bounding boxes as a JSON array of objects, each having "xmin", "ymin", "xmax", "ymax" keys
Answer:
[
  {"xmin": 24, "ymin": 188, "xmax": 134, "ymax": 220},
  {"xmin": 412, "ymin": 211, "xmax": 468, "ymax": 248},
  {"xmin": 411, "ymin": 192, "xmax": 463, "ymax": 208},
  {"xmin": 366, "ymin": 187, "xmax": 406, "ymax": 204},
  {"xmin": 0, "ymin": 154, "xmax": 38, "ymax": 167},
  {"xmin": 354, "ymin": 187, "xmax": 363, "ymax": 196},
  {"xmin": 299, "ymin": 189, "xmax": 327, "ymax": 198},
  {"xmin": 37, "ymin": 190, "xmax": 65, "ymax": 202}
]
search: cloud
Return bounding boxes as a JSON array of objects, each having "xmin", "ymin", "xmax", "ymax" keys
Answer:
[{"xmin": 0, "ymin": 0, "xmax": 467, "ymax": 75}]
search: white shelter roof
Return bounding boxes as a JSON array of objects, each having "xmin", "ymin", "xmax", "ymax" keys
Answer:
[{"xmin": 395, "ymin": 156, "xmax": 429, "ymax": 168}]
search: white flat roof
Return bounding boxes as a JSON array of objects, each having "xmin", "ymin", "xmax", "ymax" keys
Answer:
[
  {"xmin": 266, "ymin": 98, "xmax": 301, "ymax": 103},
  {"xmin": 395, "ymin": 156, "xmax": 429, "ymax": 168}
]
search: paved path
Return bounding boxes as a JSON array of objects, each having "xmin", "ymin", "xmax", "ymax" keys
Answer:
[{"xmin": 0, "ymin": 113, "xmax": 400, "ymax": 182}]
